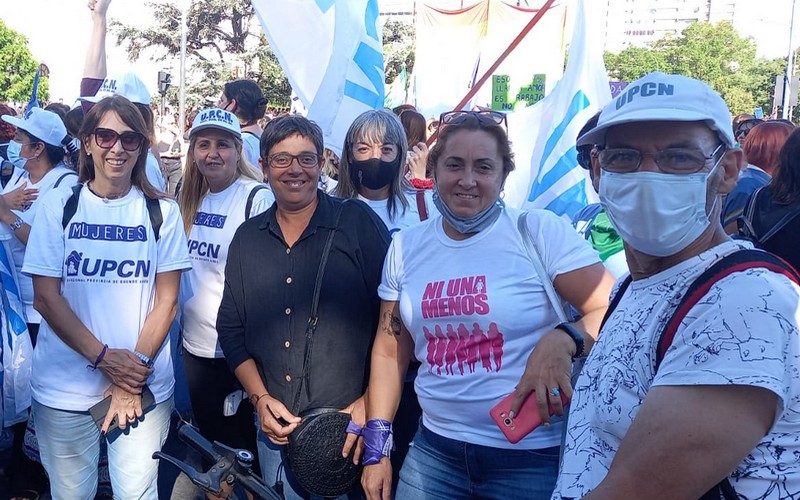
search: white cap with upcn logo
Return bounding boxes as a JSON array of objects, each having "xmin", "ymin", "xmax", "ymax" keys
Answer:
[
  {"xmin": 79, "ymin": 72, "xmax": 152, "ymax": 105},
  {"xmin": 190, "ymin": 108, "xmax": 242, "ymax": 140},
  {"xmin": 2, "ymin": 107, "xmax": 69, "ymax": 147},
  {"xmin": 577, "ymin": 72, "xmax": 735, "ymax": 148}
]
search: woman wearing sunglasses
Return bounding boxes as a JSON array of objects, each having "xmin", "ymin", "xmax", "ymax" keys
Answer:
[
  {"xmin": 22, "ymin": 95, "xmax": 191, "ymax": 499},
  {"xmin": 361, "ymin": 111, "xmax": 615, "ymax": 500},
  {"xmin": 177, "ymin": 108, "xmax": 273, "ymax": 484}
]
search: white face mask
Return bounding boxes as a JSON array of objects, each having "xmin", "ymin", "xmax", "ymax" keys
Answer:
[{"xmin": 599, "ymin": 170, "xmax": 714, "ymax": 257}]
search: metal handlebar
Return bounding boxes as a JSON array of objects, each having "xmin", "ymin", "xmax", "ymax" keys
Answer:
[{"xmin": 153, "ymin": 423, "xmax": 282, "ymax": 500}]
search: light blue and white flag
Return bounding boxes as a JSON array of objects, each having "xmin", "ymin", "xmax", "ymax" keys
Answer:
[
  {"xmin": 24, "ymin": 69, "xmax": 41, "ymax": 115},
  {"xmin": 504, "ymin": 0, "xmax": 611, "ymax": 218},
  {"xmin": 0, "ymin": 238, "xmax": 31, "ymax": 428},
  {"xmin": 251, "ymin": 0, "xmax": 384, "ymax": 156}
]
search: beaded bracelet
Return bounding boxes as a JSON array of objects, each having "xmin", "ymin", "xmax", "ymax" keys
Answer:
[{"xmin": 87, "ymin": 344, "xmax": 108, "ymax": 371}]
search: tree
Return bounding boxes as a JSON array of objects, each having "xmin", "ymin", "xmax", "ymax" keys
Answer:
[
  {"xmin": 604, "ymin": 21, "xmax": 786, "ymax": 116},
  {"xmin": 112, "ymin": 0, "xmax": 290, "ymax": 108},
  {"xmin": 382, "ymin": 20, "xmax": 415, "ymax": 84},
  {"xmin": 0, "ymin": 19, "xmax": 49, "ymax": 104}
]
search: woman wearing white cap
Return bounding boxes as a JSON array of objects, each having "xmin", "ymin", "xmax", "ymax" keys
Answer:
[
  {"xmin": 177, "ymin": 108, "xmax": 273, "ymax": 474},
  {"xmin": 22, "ymin": 95, "xmax": 191, "ymax": 499},
  {"xmin": 0, "ymin": 108, "xmax": 78, "ymax": 341}
]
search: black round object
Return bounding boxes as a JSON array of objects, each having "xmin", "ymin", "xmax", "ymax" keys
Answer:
[{"xmin": 288, "ymin": 408, "xmax": 363, "ymax": 498}]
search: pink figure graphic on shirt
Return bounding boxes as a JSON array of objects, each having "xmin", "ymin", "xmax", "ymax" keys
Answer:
[
  {"xmin": 433, "ymin": 325, "xmax": 447, "ymax": 375},
  {"xmin": 465, "ymin": 324, "xmax": 478, "ymax": 373},
  {"xmin": 423, "ymin": 326, "xmax": 437, "ymax": 374},
  {"xmin": 475, "ymin": 323, "xmax": 493, "ymax": 373},
  {"xmin": 455, "ymin": 323, "xmax": 468, "ymax": 376},
  {"xmin": 487, "ymin": 322, "xmax": 505, "ymax": 372},
  {"xmin": 444, "ymin": 324, "xmax": 458, "ymax": 376}
]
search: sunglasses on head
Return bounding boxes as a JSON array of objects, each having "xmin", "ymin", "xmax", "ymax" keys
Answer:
[
  {"xmin": 439, "ymin": 110, "xmax": 508, "ymax": 130},
  {"xmin": 93, "ymin": 128, "xmax": 145, "ymax": 152}
]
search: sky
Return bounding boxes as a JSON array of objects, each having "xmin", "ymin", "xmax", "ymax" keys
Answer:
[{"xmin": 1, "ymin": 0, "xmax": 797, "ymax": 104}]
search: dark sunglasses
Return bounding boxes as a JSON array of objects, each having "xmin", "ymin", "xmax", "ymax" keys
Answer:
[
  {"xmin": 93, "ymin": 128, "xmax": 145, "ymax": 152},
  {"xmin": 439, "ymin": 110, "xmax": 508, "ymax": 130},
  {"xmin": 735, "ymin": 119, "xmax": 763, "ymax": 140}
]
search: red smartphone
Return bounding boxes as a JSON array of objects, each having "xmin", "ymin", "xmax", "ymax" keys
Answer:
[{"xmin": 489, "ymin": 390, "xmax": 569, "ymax": 444}]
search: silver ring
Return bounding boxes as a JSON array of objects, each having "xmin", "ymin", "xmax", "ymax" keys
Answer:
[{"xmin": 551, "ymin": 387, "xmax": 560, "ymax": 397}]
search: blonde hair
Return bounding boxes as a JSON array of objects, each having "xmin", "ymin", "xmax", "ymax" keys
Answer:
[{"xmin": 178, "ymin": 131, "xmax": 263, "ymax": 234}]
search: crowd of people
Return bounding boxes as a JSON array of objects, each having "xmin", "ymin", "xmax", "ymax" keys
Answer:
[{"xmin": 2, "ymin": 1, "xmax": 800, "ymax": 500}]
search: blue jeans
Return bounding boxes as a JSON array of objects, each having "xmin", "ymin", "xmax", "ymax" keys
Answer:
[
  {"xmin": 396, "ymin": 423, "xmax": 559, "ymax": 500},
  {"xmin": 32, "ymin": 397, "xmax": 173, "ymax": 500},
  {"xmin": 257, "ymin": 428, "xmax": 363, "ymax": 500}
]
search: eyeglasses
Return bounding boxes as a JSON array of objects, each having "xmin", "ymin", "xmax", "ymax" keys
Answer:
[
  {"xmin": 439, "ymin": 110, "xmax": 508, "ymax": 130},
  {"xmin": 93, "ymin": 128, "xmax": 145, "ymax": 152},
  {"xmin": 267, "ymin": 152, "xmax": 320, "ymax": 169},
  {"xmin": 577, "ymin": 146, "xmax": 598, "ymax": 170},
  {"xmin": 597, "ymin": 143, "xmax": 726, "ymax": 174}
]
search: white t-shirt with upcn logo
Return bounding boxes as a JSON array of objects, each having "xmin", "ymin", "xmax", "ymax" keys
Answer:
[
  {"xmin": 378, "ymin": 207, "xmax": 599, "ymax": 450},
  {"xmin": 4, "ymin": 164, "xmax": 78, "ymax": 324},
  {"xmin": 23, "ymin": 185, "xmax": 191, "ymax": 411},
  {"xmin": 180, "ymin": 178, "xmax": 274, "ymax": 358}
]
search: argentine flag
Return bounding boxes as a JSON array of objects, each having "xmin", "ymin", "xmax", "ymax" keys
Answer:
[{"xmin": 504, "ymin": 0, "xmax": 611, "ymax": 218}]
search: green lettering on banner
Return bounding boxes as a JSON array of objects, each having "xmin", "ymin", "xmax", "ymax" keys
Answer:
[{"xmin": 492, "ymin": 74, "xmax": 510, "ymax": 111}]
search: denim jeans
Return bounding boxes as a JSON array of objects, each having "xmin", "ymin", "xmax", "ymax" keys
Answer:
[
  {"xmin": 396, "ymin": 423, "xmax": 559, "ymax": 500},
  {"xmin": 256, "ymin": 428, "xmax": 364, "ymax": 500},
  {"xmin": 32, "ymin": 397, "xmax": 173, "ymax": 500}
]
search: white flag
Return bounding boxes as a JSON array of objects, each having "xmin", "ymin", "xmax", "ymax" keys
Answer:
[
  {"xmin": 504, "ymin": 0, "xmax": 611, "ymax": 217},
  {"xmin": 251, "ymin": 0, "xmax": 385, "ymax": 156}
]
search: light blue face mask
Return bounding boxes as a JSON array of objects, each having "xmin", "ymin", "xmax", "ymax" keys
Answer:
[
  {"xmin": 6, "ymin": 140, "xmax": 29, "ymax": 169},
  {"xmin": 432, "ymin": 190, "xmax": 505, "ymax": 235}
]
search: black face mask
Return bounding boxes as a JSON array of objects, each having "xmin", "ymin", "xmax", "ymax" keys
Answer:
[{"xmin": 349, "ymin": 157, "xmax": 399, "ymax": 190}]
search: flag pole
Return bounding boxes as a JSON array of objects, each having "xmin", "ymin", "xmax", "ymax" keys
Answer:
[{"xmin": 427, "ymin": 0, "xmax": 557, "ymax": 145}]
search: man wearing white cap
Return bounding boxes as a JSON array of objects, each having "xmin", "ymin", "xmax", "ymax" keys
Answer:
[{"xmin": 553, "ymin": 73, "xmax": 800, "ymax": 499}]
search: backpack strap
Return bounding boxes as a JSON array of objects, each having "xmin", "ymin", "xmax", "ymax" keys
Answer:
[
  {"xmin": 62, "ymin": 184, "xmax": 84, "ymax": 230},
  {"xmin": 53, "ymin": 171, "xmax": 78, "ymax": 188},
  {"xmin": 245, "ymin": 184, "xmax": 268, "ymax": 219},
  {"xmin": 656, "ymin": 249, "xmax": 800, "ymax": 370},
  {"xmin": 415, "ymin": 190, "xmax": 428, "ymax": 221},
  {"xmin": 599, "ymin": 275, "xmax": 633, "ymax": 331},
  {"xmin": 62, "ymin": 183, "xmax": 163, "ymax": 241}
]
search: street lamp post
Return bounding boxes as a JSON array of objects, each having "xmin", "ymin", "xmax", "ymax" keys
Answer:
[
  {"xmin": 783, "ymin": 0, "xmax": 797, "ymax": 119},
  {"xmin": 177, "ymin": 0, "xmax": 189, "ymax": 135}
]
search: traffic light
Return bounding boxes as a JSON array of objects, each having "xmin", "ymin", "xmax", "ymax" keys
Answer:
[{"xmin": 158, "ymin": 71, "xmax": 172, "ymax": 96}]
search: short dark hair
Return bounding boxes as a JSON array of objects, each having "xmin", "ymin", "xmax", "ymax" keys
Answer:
[
  {"xmin": 224, "ymin": 80, "xmax": 267, "ymax": 125},
  {"xmin": 45, "ymin": 103, "xmax": 70, "ymax": 120},
  {"xmin": 771, "ymin": 127, "xmax": 800, "ymax": 204},
  {"xmin": 260, "ymin": 115, "xmax": 324, "ymax": 160}
]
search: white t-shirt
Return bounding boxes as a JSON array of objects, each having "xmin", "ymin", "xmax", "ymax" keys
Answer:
[
  {"xmin": 358, "ymin": 190, "xmax": 438, "ymax": 236},
  {"xmin": 379, "ymin": 208, "xmax": 599, "ymax": 449},
  {"xmin": 242, "ymin": 131, "xmax": 261, "ymax": 168},
  {"xmin": 3, "ymin": 164, "xmax": 78, "ymax": 323},
  {"xmin": 146, "ymin": 151, "xmax": 167, "ymax": 192},
  {"xmin": 553, "ymin": 241, "xmax": 800, "ymax": 499},
  {"xmin": 22, "ymin": 186, "xmax": 191, "ymax": 410},
  {"xmin": 181, "ymin": 179, "xmax": 274, "ymax": 357}
]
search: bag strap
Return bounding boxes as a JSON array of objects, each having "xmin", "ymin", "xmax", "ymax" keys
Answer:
[
  {"xmin": 748, "ymin": 189, "xmax": 800, "ymax": 245},
  {"xmin": 655, "ymin": 249, "xmax": 800, "ymax": 371},
  {"xmin": 245, "ymin": 184, "xmax": 268, "ymax": 220},
  {"xmin": 415, "ymin": 190, "xmax": 428, "ymax": 222},
  {"xmin": 62, "ymin": 183, "xmax": 163, "ymax": 241},
  {"xmin": 599, "ymin": 275, "xmax": 633, "ymax": 331},
  {"xmin": 53, "ymin": 171, "xmax": 78, "ymax": 188},
  {"xmin": 517, "ymin": 212, "xmax": 570, "ymax": 323},
  {"xmin": 289, "ymin": 199, "xmax": 348, "ymax": 413}
]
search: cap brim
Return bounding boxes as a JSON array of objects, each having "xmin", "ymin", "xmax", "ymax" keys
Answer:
[
  {"xmin": 577, "ymin": 109, "xmax": 726, "ymax": 147},
  {"xmin": 189, "ymin": 123, "xmax": 241, "ymax": 140},
  {"xmin": 77, "ymin": 95, "xmax": 104, "ymax": 104},
  {"xmin": 1, "ymin": 115, "xmax": 24, "ymax": 128}
]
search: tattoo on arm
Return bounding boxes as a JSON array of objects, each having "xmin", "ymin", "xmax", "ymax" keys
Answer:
[{"xmin": 382, "ymin": 310, "xmax": 402, "ymax": 336}]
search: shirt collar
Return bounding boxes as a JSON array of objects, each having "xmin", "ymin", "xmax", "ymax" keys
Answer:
[{"xmin": 259, "ymin": 190, "xmax": 341, "ymax": 233}]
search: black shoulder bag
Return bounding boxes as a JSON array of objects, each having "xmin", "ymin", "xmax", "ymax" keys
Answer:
[{"xmin": 286, "ymin": 200, "xmax": 362, "ymax": 498}]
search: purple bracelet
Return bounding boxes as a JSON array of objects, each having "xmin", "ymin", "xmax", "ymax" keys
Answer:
[
  {"xmin": 362, "ymin": 419, "xmax": 394, "ymax": 465},
  {"xmin": 87, "ymin": 344, "xmax": 108, "ymax": 371}
]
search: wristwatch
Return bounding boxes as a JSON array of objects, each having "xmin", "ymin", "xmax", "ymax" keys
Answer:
[
  {"xmin": 134, "ymin": 350, "xmax": 153, "ymax": 368},
  {"xmin": 9, "ymin": 217, "xmax": 24, "ymax": 231},
  {"xmin": 554, "ymin": 322, "xmax": 585, "ymax": 359}
]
